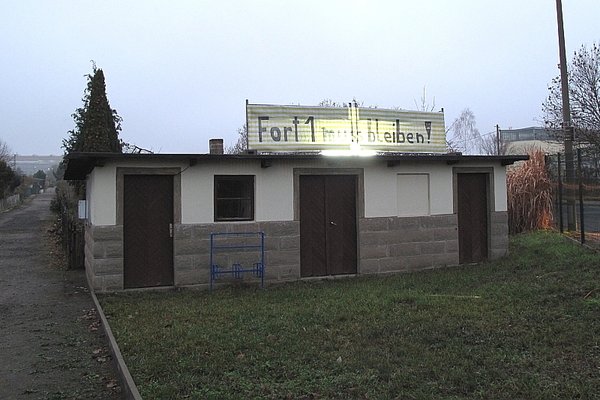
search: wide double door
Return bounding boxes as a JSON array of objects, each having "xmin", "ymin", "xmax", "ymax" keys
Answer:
[
  {"xmin": 299, "ymin": 175, "xmax": 357, "ymax": 277},
  {"xmin": 123, "ymin": 175, "xmax": 174, "ymax": 288}
]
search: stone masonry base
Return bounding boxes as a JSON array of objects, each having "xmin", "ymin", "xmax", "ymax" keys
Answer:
[
  {"xmin": 85, "ymin": 212, "xmax": 508, "ymax": 292},
  {"xmin": 359, "ymin": 214, "xmax": 459, "ymax": 274}
]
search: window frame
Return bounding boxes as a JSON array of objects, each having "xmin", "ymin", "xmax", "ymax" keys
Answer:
[{"xmin": 213, "ymin": 175, "xmax": 255, "ymax": 222}]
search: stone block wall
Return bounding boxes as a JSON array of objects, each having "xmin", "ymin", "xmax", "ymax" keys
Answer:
[
  {"xmin": 85, "ymin": 224, "xmax": 124, "ymax": 292},
  {"xmin": 84, "ymin": 213, "xmax": 510, "ymax": 292},
  {"xmin": 173, "ymin": 221, "xmax": 301, "ymax": 287},
  {"xmin": 489, "ymin": 211, "xmax": 509, "ymax": 260},
  {"xmin": 359, "ymin": 214, "xmax": 460, "ymax": 274},
  {"xmin": 85, "ymin": 221, "xmax": 301, "ymax": 292}
]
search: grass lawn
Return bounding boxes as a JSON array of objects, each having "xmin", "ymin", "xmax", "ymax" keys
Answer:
[{"xmin": 100, "ymin": 231, "xmax": 600, "ymax": 399}]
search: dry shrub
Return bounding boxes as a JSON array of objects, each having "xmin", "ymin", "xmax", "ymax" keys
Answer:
[{"xmin": 507, "ymin": 149, "xmax": 554, "ymax": 234}]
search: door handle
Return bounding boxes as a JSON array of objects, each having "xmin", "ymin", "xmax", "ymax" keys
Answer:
[
  {"xmin": 330, "ymin": 221, "xmax": 337, "ymax": 226},
  {"xmin": 169, "ymin": 223, "xmax": 174, "ymax": 238}
]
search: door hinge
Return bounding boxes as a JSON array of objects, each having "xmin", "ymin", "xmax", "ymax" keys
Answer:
[{"xmin": 169, "ymin": 223, "xmax": 174, "ymax": 238}]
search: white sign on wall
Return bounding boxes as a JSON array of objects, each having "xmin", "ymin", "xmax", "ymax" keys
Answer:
[
  {"xmin": 78, "ymin": 200, "xmax": 88, "ymax": 220},
  {"xmin": 247, "ymin": 103, "xmax": 446, "ymax": 153}
]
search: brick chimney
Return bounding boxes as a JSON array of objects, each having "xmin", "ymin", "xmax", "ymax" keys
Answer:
[{"xmin": 209, "ymin": 139, "xmax": 224, "ymax": 155}]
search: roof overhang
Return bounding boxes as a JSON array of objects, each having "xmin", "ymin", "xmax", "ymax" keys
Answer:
[{"xmin": 63, "ymin": 152, "xmax": 529, "ymax": 180}]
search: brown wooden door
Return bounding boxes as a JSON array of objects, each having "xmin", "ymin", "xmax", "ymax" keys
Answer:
[
  {"xmin": 299, "ymin": 175, "xmax": 357, "ymax": 277},
  {"xmin": 299, "ymin": 176, "xmax": 327, "ymax": 277},
  {"xmin": 123, "ymin": 175, "xmax": 174, "ymax": 288},
  {"xmin": 457, "ymin": 173, "xmax": 488, "ymax": 264}
]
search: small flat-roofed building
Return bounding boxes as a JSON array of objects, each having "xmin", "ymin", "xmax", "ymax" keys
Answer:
[
  {"xmin": 64, "ymin": 150, "xmax": 526, "ymax": 292},
  {"xmin": 63, "ymin": 103, "xmax": 527, "ymax": 291}
]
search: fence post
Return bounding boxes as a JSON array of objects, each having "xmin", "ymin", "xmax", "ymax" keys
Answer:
[
  {"xmin": 557, "ymin": 152, "xmax": 564, "ymax": 233},
  {"xmin": 577, "ymin": 148, "xmax": 585, "ymax": 244}
]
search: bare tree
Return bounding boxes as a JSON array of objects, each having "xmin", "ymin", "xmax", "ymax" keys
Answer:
[
  {"xmin": 225, "ymin": 124, "xmax": 248, "ymax": 154},
  {"xmin": 0, "ymin": 139, "xmax": 12, "ymax": 163},
  {"xmin": 414, "ymin": 86, "xmax": 436, "ymax": 112},
  {"xmin": 543, "ymin": 42, "xmax": 600, "ymax": 147},
  {"xmin": 446, "ymin": 108, "xmax": 482, "ymax": 154},
  {"xmin": 479, "ymin": 132, "xmax": 508, "ymax": 155}
]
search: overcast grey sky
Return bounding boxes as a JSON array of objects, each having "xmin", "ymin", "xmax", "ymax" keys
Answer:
[{"xmin": 0, "ymin": 0, "xmax": 597, "ymax": 155}]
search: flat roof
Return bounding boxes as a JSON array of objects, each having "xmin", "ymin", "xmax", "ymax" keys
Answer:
[{"xmin": 63, "ymin": 152, "xmax": 529, "ymax": 180}]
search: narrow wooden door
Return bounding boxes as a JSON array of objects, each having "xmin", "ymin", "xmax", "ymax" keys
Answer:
[
  {"xmin": 123, "ymin": 175, "xmax": 174, "ymax": 288},
  {"xmin": 299, "ymin": 175, "xmax": 357, "ymax": 277},
  {"xmin": 457, "ymin": 173, "xmax": 488, "ymax": 264},
  {"xmin": 299, "ymin": 176, "xmax": 327, "ymax": 277}
]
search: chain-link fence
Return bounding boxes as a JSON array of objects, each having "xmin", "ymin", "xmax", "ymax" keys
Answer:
[{"xmin": 546, "ymin": 148, "xmax": 600, "ymax": 247}]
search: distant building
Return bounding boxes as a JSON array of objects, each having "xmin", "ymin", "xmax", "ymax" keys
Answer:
[
  {"xmin": 500, "ymin": 127, "xmax": 562, "ymax": 155},
  {"xmin": 14, "ymin": 155, "xmax": 62, "ymax": 175}
]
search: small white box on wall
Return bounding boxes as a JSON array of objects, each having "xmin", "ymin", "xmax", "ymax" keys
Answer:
[{"xmin": 78, "ymin": 200, "xmax": 88, "ymax": 220}]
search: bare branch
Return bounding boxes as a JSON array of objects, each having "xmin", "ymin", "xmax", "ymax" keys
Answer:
[
  {"xmin": 447, "ymin": 108, "xmax": 482, "ymax": 154},
  {"xmin": 225, "ymin": 124, "xmax": 248, "ymax": 154},
  {"xmin": 543, "ymin": 42, "xmax": 600, "ymax": 147},
  {"xmin": 413, "ymin": 86, "xmax": 436, "ymax": 112},
  {"xmin": 0, "ymin": 139, "xmax": 12, "ymax": 163}
]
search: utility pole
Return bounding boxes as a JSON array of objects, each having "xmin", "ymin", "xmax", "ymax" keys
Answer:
[
  {"xmin": 556, "ymin": 0, "xmax": 576, "ymax": 230},
  {"xmin": 495, "ymin": 125, "xmax": 501, "ymax": 155}
]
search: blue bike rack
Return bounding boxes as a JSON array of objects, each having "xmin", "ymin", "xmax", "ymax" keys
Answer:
[{"xmin": 209, "ymin": 232, "xmax": 265, "ymax": 291}]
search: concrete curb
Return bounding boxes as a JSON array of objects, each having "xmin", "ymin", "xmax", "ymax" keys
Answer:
[{"xmin": 89, "ymin": 288, "xmax": 143, "ymax": 400}]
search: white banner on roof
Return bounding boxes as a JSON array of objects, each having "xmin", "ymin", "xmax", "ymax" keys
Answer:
[{"xmin": 247, "ymin": 103, "xmax": 446, "ymax": 153}]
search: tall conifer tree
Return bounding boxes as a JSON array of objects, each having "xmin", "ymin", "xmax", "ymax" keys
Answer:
[{"xmin": 63, "ymin": 66, "xmax": 123, "ymax": 153}]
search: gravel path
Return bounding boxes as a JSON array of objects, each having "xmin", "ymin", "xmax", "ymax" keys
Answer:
[{"xmin": 0, "ymin": 189, "xmax": 121, "ymax": 399}]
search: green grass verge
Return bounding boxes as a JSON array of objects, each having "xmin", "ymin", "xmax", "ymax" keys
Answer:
[{"xmin": 100, "ymin": 231, "xmax": 600, "ymax": 399}]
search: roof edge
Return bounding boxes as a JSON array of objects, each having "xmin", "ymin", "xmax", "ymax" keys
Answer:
[{"xmin": 63, "ymin": 152, "xmax": 529, "ymax": 180}]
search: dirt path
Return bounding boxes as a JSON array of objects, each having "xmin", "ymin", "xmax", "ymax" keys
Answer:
[{"xmin": 0, "ymin": 189, "xmax": 121, "ymax": 399}]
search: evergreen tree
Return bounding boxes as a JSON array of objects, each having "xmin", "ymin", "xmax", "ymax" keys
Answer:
[
  {"xmin": 63, "ymin": 66, "xmax": 123, "ymax": 153},
  {"xmin": 0, "ymin": 160, "xmax": 16, "ymax": 198}
]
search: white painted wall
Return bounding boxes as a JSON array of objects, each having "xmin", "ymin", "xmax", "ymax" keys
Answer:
[
  {"xmin": 86, "ymin": 157, "xmax": 509, "ymax": 226},
  {"xmin": 86, "ymin": 160, "xmax": 189, "ymax": 226},
  {"xmin": 180, "ymin": 160, "xmax": 294, "ymax": 223},
  {"xmin": 396, "ymin": 174, "xmax": 430, "ymax": 217},
  {"xmin": 494, "ymin": 165, "xmax": 508, "ymax": 212},
  {"xmin": 364, "ymin": 162, "xmax": 454, "ymax": 217},
  {"xmin": 87, "ymin": 165, "xmax": 117, "ymax": 225}
]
